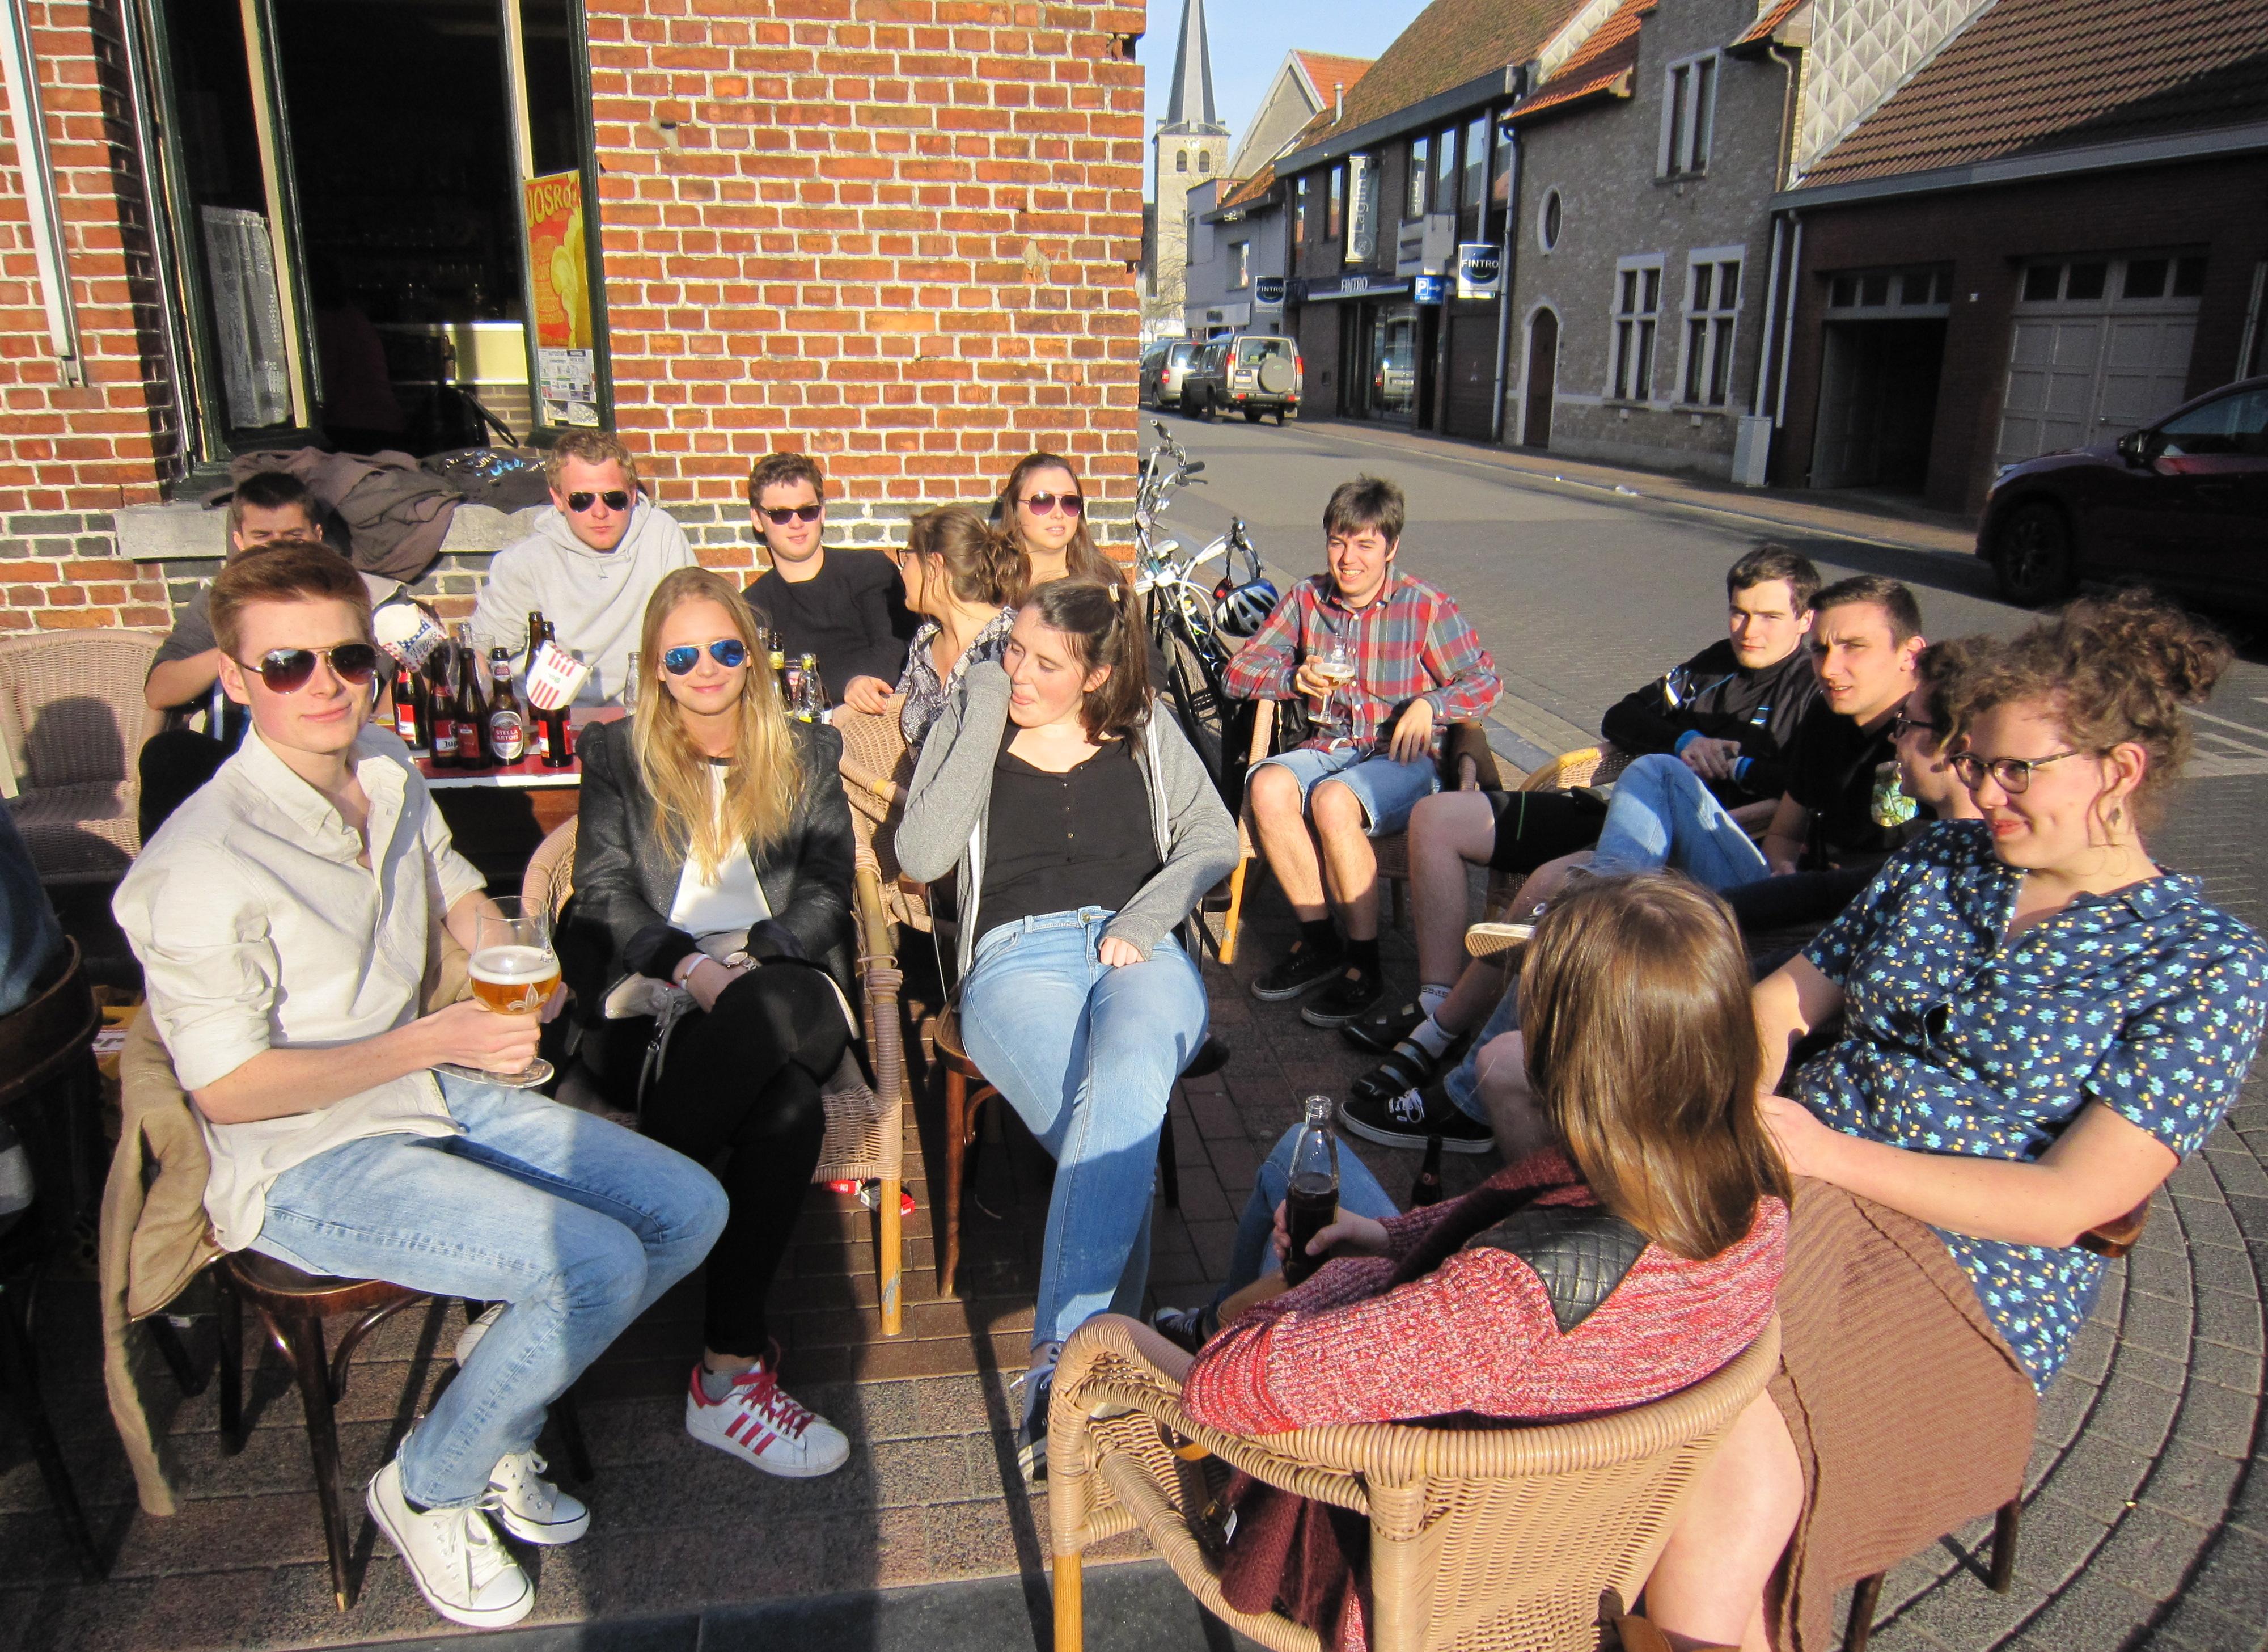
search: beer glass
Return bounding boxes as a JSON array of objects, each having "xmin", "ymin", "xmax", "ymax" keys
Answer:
[
  {"xmin": 1311, "ymin": 632, "xmax": 1356, "ymax": 745},
  {"xmin": 444, "ymin": 898, "xmax": 558, "ymax": 1088}
]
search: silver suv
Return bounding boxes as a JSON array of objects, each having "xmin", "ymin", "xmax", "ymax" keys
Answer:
[
  {"xmin": 1139, "ymin": 340, "xmax": 1198, "ymax": 410},
  {"xmin": 1184, "ymin": 334, "xmax": 1301, "ymax": 424}
]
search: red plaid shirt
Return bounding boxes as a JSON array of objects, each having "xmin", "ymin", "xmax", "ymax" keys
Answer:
[{"xmin": 1223, "ymin": 573, "xmax": 1500, "ymax": 753}]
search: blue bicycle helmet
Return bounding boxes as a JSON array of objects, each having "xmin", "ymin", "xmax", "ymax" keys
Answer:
[{"xmin": 1215, "ymin": 578, "xmax": 1281, "ymax": 640}]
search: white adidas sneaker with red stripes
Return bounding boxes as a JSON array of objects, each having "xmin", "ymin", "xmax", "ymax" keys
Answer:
[{"xmin": 683, "ymin": 1359, "xmax": 849, "ymax": 1478}]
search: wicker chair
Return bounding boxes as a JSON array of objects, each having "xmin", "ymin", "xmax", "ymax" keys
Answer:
[
  {"xmin": 527, "ymin": 816, "xmax": 907, "ymax": 1333},
  {"xmin": 0, "ymin": 629, "xmax": 164, "ymax": 884},
  {"xmin": 832, "ymin": 704, "xmax": 930, "ymax": 932},
  {"xmin": 1048, "ymin": 1313, "xmax": 1782, "ymax": 1652}
]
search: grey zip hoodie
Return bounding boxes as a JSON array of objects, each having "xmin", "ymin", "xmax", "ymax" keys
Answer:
[
  {"xmin": 467, "ymin": 497, "xmax": 696, "ymax": 703},
  {"xmin": 895, "ymin": 662, "xmax": 1239, "ymax": 982}
]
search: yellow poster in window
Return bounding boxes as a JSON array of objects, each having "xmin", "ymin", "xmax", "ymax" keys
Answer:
[{"xmin": 523, "ymin": 171, "xmax": 598, "ymax": 425}]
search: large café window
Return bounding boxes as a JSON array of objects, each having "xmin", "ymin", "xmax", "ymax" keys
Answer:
[{"xmin": 141, "ymin": 0, "xmax": 608, "ymax": 465}]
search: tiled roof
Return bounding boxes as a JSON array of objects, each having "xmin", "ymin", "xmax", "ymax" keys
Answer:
[
  {"xmin": 1217, "ymin": 160, "xmax": 1278, "ymax": 210},
  {"xmin": 1286, "ymin": 0, "xmax": 1581, "ymax": 153},
  {"xmin": 1508, "ymin": 0, "xmax": 1652, "ymax": 126},
  {"xmin": 1805, "ymin": 0, "xmax": 2268, "ymax": 185},
  {"xmin": 1732, "ymin": 0, "xmax": 1806, "ymax": 50},
  {"xmin": 1292, "ymin": 52, "xmax": 1373, "ymax": 109}
]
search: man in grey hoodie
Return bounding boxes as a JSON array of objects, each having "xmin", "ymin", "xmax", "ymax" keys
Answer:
[{"xmin": 468, "ymin": 430, "xmax": 695, "ymax": 703}]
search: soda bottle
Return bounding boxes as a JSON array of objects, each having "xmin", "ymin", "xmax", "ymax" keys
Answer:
[
  {"xmin": 486, "ymin": 648, "xmax": 527, "ymax": 763},
  {"xmin": 1410, "ymin": 1133, "xmax": 1444, "ymax": 1207},
  {"xmin": 1281, "ymin": 1095, "xmax": 1340, "ymax": 1287},
  {"xmin": 391, "ymin": 662, "xmax": 426, "ymax": 751}
]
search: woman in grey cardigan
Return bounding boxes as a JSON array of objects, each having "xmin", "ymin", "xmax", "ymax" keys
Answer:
[{"xmin": 896, "ymin": 579, "xmax": 1238, "ymax": 1478}]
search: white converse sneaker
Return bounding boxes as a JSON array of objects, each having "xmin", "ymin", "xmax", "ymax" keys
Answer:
[
  {"xmin": 483, "ymin": 1447, "xmax": 589, "ymax": 1545},
  {"xmin": 683, "ymin": 1359, "xmax": 849, "ymax": 1478},
  {"xmin": 367, "ymin": 1457, "xmax": 534, "ymax": 1629},
  {"xmin": 1013, "ymin": 1342, "xmax": 1063, "ymax": 1485},
  {"xmin": 454, "ymin": 1304, "xmax": 504, "ymax": 1367}
]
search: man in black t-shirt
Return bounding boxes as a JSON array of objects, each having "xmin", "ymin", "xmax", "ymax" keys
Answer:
[{"xmin": 739, "ymin": 451, "xmax": 916, "ymax": 707}]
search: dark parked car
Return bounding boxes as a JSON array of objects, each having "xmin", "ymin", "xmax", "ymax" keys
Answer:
[{"xmin": 1981, "ymin": 375, "xmax": 2268, "ymax": 610}]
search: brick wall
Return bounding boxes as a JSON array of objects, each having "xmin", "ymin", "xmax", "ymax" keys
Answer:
[{"xmin": 0, "ymin": 0, "xmax": 175, "ymax": 631}]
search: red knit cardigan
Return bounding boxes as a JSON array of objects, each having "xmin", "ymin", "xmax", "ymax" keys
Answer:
[{"xmin": 1181, "ymin": 1151, "xmax": 1787, "ymax": 1438}]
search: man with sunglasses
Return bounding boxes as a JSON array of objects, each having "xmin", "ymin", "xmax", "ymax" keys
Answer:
[
  {"xmin": 467, "ymin": 429, "xmax": 693, "ymax": 704},
  {"xmin": 115, "ymin": 542, "xmax": 727, "ymax": 1630},
  {"xmin": 739, "ymin": 450, "xmax": 916, "ymax": 708}
]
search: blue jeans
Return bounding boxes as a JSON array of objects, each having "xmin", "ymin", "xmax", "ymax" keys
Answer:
[
  {"xmin": 1251, "ymin": 745, "xmax": 1441, "ymax": 836},
  {"xmin": 960, "ymin": 910, "xmax": 1208, "ymax": 1347},
  {"xmin": 1588, "ymin": 754, "xmax": 1771, "ymax": 890},
  {"xmin": 252, "ymin": 1075, "xmax": 727, "ymax": 1510},
  {"xmin": 1443, "ymin": 977, "xmax": 1524, "ymax": 1123},
  {"xmin": 1220, "ymin": 1125, "xmax": 1401, "ymax": 1302}
]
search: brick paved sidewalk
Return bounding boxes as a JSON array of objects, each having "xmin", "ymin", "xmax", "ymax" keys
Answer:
[{"xmin": 5, "ymin": 800, "xmax": 2264, "ymax": 1652}]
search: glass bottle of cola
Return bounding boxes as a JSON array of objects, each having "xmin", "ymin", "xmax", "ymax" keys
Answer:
[{"xmin": 1281, "ymin": 1095, "xmax": 1340, "ymax": 1287}]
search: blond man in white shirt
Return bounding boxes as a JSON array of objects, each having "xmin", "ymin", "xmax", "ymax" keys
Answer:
[{"xmin": 115, "ymin": 542, "xmax": 726, "ymax": 1631}]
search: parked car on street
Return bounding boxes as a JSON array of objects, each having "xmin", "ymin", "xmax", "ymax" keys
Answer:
[
  {"xmin": 1181, "ymin": 334, "xmax": 1302, "ymax": 424},
  {"xmin": 1140, "ymin": 340, "xmax": 1198, "ymax": 410},
  {"xmin": 1981, "ymin": 375, "xmax": 2268, "ymax": 611}
]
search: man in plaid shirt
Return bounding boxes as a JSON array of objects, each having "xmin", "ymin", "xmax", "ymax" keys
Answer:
[{"xmin": 1224, "ymin": 476, "xmax": 1499, "ymax": 1026}]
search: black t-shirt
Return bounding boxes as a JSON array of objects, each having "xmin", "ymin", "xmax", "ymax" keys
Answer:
[
  {"xmin": 1784, "ymin": 698, "xmax": 1912, "ymax": 870},
  {"xmin": 977, "ymin": 732, "xmax": 1160, "ymax": 941},
  {"xmin": 1599, "ymin": 638, "xmax": 1819, "ymax": 802},
  {"xmin": 744, "ymin": 551, "xmax": 919, "ymax": 704}
]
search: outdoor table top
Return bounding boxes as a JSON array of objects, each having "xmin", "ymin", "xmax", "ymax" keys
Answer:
[{"xmin": 413, "ymin": 705, "xmax": 626, "ymax": 789}]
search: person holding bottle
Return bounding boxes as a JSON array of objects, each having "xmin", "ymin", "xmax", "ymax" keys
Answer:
[
  {"xmin": 894, "ymin": 577, "xmax": 1238, "ymax": 1480},
  {"xmin": 566, "ymin": 567, "xmax": 861, "ymax": 1481}
]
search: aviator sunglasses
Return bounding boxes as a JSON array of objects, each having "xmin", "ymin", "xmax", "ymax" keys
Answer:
[
  {"xmin": 1018, "ymin": 491, "xmax": 1082, "ymax": 518},
  {"xmin": 235, "ymin": 643, "xmax": 382, "ymax": 694},
  {"xmin": 565, "ymin": 489, "xmax": 632, "ymax": 514},
  {"xmin": 661, "ymin": 638, "xmax": 751, "ymax": 675},
  {"xmin": 761, "ymin": 504, "xmax": 823, "ymax": 526}
]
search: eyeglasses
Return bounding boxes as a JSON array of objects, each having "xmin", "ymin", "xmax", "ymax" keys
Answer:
[
  {"xmin": 1891, "ymin": 711, "xmax": 1942, "ymax": 740},
  {"xmin": 236, "ymin": 643, "xmax": 382, "ymax": 694},
  {"xmin": 565, "ymin": 489, "xmax": 632, "ymax": 514},
  {"xmin": 1019, "ymin": 491, "xmax": 1082, "ymax": 518},
  {"xmin": 1949, "ymin": 749, "xmax": 2084, "ymax": 794},
  {"xmin": 760, "ymin": 504, "xmax": 823, "ymax": 526},
  {"xmin": 661, "ymin": 638, "xmax": 750, "ymax": 675}
]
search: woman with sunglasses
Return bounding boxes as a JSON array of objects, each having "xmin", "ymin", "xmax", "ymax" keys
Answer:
[
  {"xmin": 1648, "ymin": 590, "xmax": 2268, "ymax": 1652},
  {"xmin": 992, "ymin": 450, "xmax": 1118, "ymax": 597},
  {"xmin": 842, "ymin": 505, "xmax": 1023, "ymax": 741},
  {"xmin": 896, "ymin": 578, "xmax": 1238, "ymax": 1480},
  {"xmin": 568, "ymin": 567, "xmax": 860, "ymax": 1480}
]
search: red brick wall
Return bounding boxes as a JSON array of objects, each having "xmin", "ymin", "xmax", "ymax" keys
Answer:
[
  {"xmin": 0, "ymin": 0, "xmax": 175, "ymax": 630},
  {"xmin": 584, "ymin": 0, "xmax": 1149, "ymax": 569}
]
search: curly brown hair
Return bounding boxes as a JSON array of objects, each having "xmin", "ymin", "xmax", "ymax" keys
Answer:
[{"xmin": 1961, "ymin": 588, "xmax": 2229, "ymax": 819}]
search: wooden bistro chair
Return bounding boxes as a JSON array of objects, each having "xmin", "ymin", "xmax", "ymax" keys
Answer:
[
  {"xmin": 1840, "ymin": 1198, "xmax": 2153, "ymax": 1652},
  {"xmin": 1048, "ymin": 1313, "xmax": 1782, "ymax": 1652},
  {"xmin": 526, "ymin": 814, "xmax": 909, "ymax": 1334}
]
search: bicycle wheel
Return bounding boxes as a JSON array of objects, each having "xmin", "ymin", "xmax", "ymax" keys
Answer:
[{"xmin": 1156, "ymin": 605, "xmax": 1234, "ymax": 804}]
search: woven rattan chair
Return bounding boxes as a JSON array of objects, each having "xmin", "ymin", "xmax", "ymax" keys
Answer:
[
  {"xmin": 530, "ymin": 816, "xmax": 908, "ymax": 1333},
  {"xmin": 0, "ymin": 629, "xmax": 164, "ymax": 884},
  {"xmin": 833, "ymin": 703, "xmax": 930, "ymax": 932},
  {"xmin": 1047, "ymin": 1313, "xmax": 1780, "ymax": 1652}
]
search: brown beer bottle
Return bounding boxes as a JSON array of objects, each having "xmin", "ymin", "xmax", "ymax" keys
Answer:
[
  {"xmin": 486, "ymin": 648, "xmax": 527, "ymax": 764},
  {"xmin": 1410, "ymin": 1133, "xmax": 1445, "ymax": 1207},
  {"xmin": 454, "ymin": 627, "xmax": 489, "ymax": 767},
  {"xmin": 427, "ymin": 641, "xmax": 459, "ymax": 768}
]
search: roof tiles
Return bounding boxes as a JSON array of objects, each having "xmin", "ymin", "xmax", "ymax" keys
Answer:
[
  {"xmin": 1285, "ymin": 0, "xmax": 1580, "ymax": 153},
  {"xmin": 1509, "ymin": 0, "xmax": 1653, "ymax": 125},
  {"xmin": 1292, "ymin": 52, "xmax": 1373, "ymax": 108}
]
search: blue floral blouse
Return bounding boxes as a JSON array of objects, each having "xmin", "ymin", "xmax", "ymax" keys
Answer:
[{"xmin": 1796, "ymin": 819, "xmax": 2268, "ymax": 1389}]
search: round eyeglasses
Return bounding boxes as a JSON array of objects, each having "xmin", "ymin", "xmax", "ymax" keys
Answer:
[{"xmin": 1949, "ymin": 749, "xmax": 2084, "ymax": 793}]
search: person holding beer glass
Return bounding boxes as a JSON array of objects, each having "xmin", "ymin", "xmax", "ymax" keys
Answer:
[
  {"xmin": 1149, "ymin": 877, "xmax": 1789, "ymax": 1652},
  {"xmin": 568, "ymin": 567, "xmax": 861, "ymax": 1480},
  {"xmin": 895, "ymin": 578, "xmax": 1238, "ymax": 1481},
  {"xmin": 114, "ymin": 543, "xmax": 729, "ymax": 1631}
]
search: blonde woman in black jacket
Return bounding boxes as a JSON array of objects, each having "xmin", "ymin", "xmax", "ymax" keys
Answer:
[{"xmin": 568, "ymin": 567, "xmax": 856, "ymax": 1479}]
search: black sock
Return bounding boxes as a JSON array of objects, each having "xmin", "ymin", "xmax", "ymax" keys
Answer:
[
  {"xmin": 1347, "ymin": 938, "xmax": 1380, "ymax": 976},
  {"xmin": 1299, "ymin": 918, "xmax": 1340, "ymax": 955}
]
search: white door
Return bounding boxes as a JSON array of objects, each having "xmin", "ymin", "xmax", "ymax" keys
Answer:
[
  {"xmin": 1995, "ymin": 253, "xmax": 2201, "ymax": 468},
  {"xmin": 1998, "ymin": 317, "xmax": 2105, "ymax": 463}
]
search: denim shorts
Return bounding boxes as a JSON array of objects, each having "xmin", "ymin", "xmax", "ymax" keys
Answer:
[{"xmin": 1251, "ymin": 745, "xmax": 1441, "ymax": 836}]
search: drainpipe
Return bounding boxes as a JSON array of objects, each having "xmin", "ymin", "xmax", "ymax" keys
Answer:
[
  {"xmin": 1488, "ymin": 126, "xmax": 1520, "ymax": 443},
  {"xmin": 1774, "ymin": 214, "xmax": 1802, "ymax": 428},
  {"xmin": 0, "ymin": 0, "xmax": 84, "ymax": 386},
  {"xmin": 1752, "ymin": 213, "xmax": 1784, "ymax": 418}
]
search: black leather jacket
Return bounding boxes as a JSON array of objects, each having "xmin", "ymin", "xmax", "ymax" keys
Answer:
[{"xmin": 564, "ymin": 716, "xmax": 856, "ymax": 1021}]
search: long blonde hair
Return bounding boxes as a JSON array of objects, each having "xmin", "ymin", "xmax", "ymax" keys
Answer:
[{"xmin": 631, "ymin": 567, "xmax": 803, "ymax": 878}]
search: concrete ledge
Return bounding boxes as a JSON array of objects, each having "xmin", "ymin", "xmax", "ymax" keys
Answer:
[{"xmin": 113, "ymin": 501, "xmax": 545, "ymax": 564}]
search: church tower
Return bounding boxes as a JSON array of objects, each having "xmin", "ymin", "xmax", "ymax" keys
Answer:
[{"xmin": 1150, "ymin": 0, "xmax": 1230, "ymax": 325}]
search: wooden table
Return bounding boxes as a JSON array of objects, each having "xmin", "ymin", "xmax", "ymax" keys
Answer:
[
  {"xmin": 417, "ymin": 750, "xmax": 584, "ymax": 834},
  {"xmin": 417, "ymin": 709, "xmax": 621, "ymax": 883}
]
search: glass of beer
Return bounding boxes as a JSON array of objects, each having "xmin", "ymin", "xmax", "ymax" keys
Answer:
[
  {"xmin": 448, "ymin": 898, "xmax": 558, "ymax": 1088},
  {"xmin": 1311, "ymin": 632, "xmax": 1357, "ymax": 744}
]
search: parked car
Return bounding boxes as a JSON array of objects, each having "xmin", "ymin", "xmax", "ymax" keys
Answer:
[
  {"xmin": 1981, "ymin": 375, "xmax": 2268, "ymax": 610},
  {"xmin": 1182, "ymin": 334, "xmax": 1302, "ymax": 424},
  {"xmin": 1140, "ymin": 340, "xmax": 1198, "ymax": 410}
]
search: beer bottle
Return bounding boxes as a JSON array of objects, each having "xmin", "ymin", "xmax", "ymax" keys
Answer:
[
  {"xmin": 536, "ymin": 626, "xmax": 573, "ymax": 769},
  {"xmin": 486, "ymin": 648, "xmax": 527, "ymax": 764},
  {"xmin": 453, "ymin": 628, "xmax": 488, "ymax": 767},
  {"xmin": 1281, "ymin": 1095, "xmax": 1340, "ymax": 1287},
  {"xmin": 427, "ymin": 641, "xmax": 458, "ymax": 768},
  {"xmin": 1410, "ymin": 1133, "xmax": 1444, "ymax": 1207},
  {"xmin": 391, "ymin": 662, "xmax": 425, "ymax": 751},
  {"xmin": 525, "ymin": 610, "xmax": 548, "ymax": 684}
]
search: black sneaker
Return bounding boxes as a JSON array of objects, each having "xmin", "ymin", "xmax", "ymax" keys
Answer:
[
  {"xmin": 1342, "ymin": 996, "xmax": 1427, "ymax": 1053},
  {"xmin": 1349, "ymin": 1037, "xmax": 1450, "ymax": 1108},
  {"xmin": 1251, "ymin": 939, "xmax": 1346, "ymax": 1002},
  {"xmin": 1338, "ymin": 1081, "xmax": 1495, "ymax": 1154},
  {"xmin": 1301, "ymin": 967, "xmax": 1385, "ymax": 1029},
  {"xmin": 1150, "ymin": 1303, "xmax": 1216, "ymax": 1356}
]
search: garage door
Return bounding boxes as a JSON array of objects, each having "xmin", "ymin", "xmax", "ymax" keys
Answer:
[{"xmin": 1995, "ymin": 253, "xmax": 2204, "ymax": 467}]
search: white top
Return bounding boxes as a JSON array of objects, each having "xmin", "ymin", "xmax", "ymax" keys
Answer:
[
  {"xmin": 666, "ymin": 763, "xmax": 771, "ymax": 953},
  {"xmin": 113, "ymin": 724, "xmax": 486, "ymax": 1250}
]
